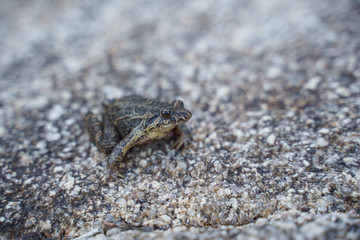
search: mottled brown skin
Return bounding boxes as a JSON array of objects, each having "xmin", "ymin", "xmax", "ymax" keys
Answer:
[{"xmin": 84, "ymin": 95, "xmax": 192, "ymax": 177}]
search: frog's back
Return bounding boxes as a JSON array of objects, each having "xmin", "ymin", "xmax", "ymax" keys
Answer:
[{"xmin": 104, "ymin": 95, "xmax": 168, "ymax": 135}]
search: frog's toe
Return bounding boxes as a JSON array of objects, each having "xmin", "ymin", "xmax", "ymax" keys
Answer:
[
  {"xmin": 106, "ymin": 161, "xmax": 126, "ymax": 181},
  {"xmin": 171, "ymin": 136, "xmax": 191, "ymax": 150},
  {"xmin": 171, "ymin": 140, "xmax": 182, "ymax": 150},
  {"xmin": 108, "ymin": 169, "xmax": 125, "ymax": 181}
]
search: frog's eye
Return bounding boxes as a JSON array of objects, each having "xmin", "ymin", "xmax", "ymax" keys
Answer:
[
  {"xmin": 171, "ymin": 99, "xmax": 184, "ymax": 108},
  {"xmin": 161, "ymin": 108, "xmax": 172, "ymax": 119}
]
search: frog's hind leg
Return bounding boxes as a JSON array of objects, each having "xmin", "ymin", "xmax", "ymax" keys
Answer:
[{"xmin": 84, "ymin": 113, "xmax": 120, "ymax": 154}]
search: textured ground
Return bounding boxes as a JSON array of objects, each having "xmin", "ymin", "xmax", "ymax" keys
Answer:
[{"xmin": 1, "ymin": 0, "xmax": 360, "ymax": 239}]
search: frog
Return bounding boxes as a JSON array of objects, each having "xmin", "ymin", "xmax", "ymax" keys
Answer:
[{"xmin": 84, "ymin": 95, "xmax": 192, "ymax": 178}]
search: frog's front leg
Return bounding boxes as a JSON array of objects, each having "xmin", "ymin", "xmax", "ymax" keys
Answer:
[
  {"xmin": 171, "ymin": 124, "xmax": 193, "ymax": 150},
  {"xmin": 84, "ymin": 113, "xmax": 120, "ymax": 154}
]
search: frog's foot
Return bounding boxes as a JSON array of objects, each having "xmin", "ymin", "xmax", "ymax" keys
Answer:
[
  {"xmin": 106, "ymin": 158, "xmax": 126, "ymax": 181},
  {"xmin": 171, "ymin": 124, "xmax": 193, "ymax": 150},
  {"xmin": 171, "ymin": 134, "xmax": 193, "ymax": 150},
  {"xmin": 107, "ymin": 152, "xmax": 124, "ymax": 173},
  {"xmin": 171, "ymin": 136, "xmax": 185, "ymax": 150},
  {"xmin": 108, "ymin": 168, "xmax": 125, "ymax": 181}
]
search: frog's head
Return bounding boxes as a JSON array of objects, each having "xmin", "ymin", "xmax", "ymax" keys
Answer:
[
  {"xmin": 145, "ymin": 99, "xmax": 191, "ymax": 134},
  {"xmin": 162, "ymin": 99, "xmax": 192, "ymax": 124}
]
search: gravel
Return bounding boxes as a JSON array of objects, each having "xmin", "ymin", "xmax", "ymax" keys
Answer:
[{"xmin": 0, "ymin": 0, "xmax": 359, "ymax": 239}]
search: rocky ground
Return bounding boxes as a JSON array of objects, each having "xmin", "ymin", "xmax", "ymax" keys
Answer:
[{"xmin": 0, "ymin": 0, "xmax": 360, "ymax": 239}]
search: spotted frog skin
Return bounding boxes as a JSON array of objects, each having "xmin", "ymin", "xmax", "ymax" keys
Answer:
[{"xmin": 84, "ymin": 95, "xmax": 192, "ymax": 177}]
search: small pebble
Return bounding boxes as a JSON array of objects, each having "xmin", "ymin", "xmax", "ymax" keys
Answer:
[
  {"xmin": 304, "ymin": 76, "xmax": 321, "ymax": 90},
  {"xmin": 335, "ymin": 87, "xmax": 351, "ymax": 97},
  {"xmin": 48, "ymin": 105, "xmax": 65, "ymax": 120},
  {"xmin": 266, "ymin": 134, "xmax": 276, "ymax": 145},
  {"xmin": 343, "ymin": 157, "xmax": 357, "ymax": 166},
  {"xmin": 312, "ymin": 138, "xmax": 329, "ymax": 147}
]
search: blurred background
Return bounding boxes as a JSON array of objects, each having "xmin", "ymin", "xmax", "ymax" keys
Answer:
[
  {"xmin": 2, "ymin": 0, "xmax": 359, "ymax": 129},
  {"xmin": 1, "ymin": 0, "xmax": 358, "ymax": 103}
]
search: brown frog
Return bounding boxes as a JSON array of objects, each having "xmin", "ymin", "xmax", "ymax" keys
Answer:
[{"xmin": 84, "ymin": 95, "xmax": 192, "ymax": 177}]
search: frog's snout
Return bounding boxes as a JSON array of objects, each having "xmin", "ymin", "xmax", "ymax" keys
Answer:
[{"xmin": 178, "ymin": 109, "xmax": 192, "ymax": 123}]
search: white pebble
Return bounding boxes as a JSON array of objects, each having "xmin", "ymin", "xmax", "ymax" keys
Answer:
[
  {"xmin": 266, "ymin": 134, "xmax": 276, "ymax": 145},
  {"xmin": 304, "ymin": 76, "xmax": 321, "ymax": 90},
  {"xmin": 53, "ymin": 166, "xmax": 64, "ymax": 173},
  {"xmin": 49, "ymin": 190, "xmax": 57, "ymax": 197},
  {"xmin": 161, "ymin": 215, "xmax": 172, "ymax": 223},
  {"xmin": 152, "ymin": 181, "xmax": 161, "ymax": 189},
  {"xmin": 46, "ymin": 132, "xmax": 61, "ymax": 141},
  {"xmin": 234, "ymin": 129, "xmax": 244, "ymax": 141},
  {"xmin": 312, "ymin": 138, "xmax": 328, "ymax": 147},
  {"xmin": 266, "ymin": 66, "xmax": 281, "ymax": 78},
  {"xmin": 303, "ymin": 160, "xmax": 310, "ymax": 167},
  {"xmin": 103, "ymin": 85, "xmax": 124, "ymax": 99},
  {"xmin": 343, "ymin": 157, "xmax": 357, "ymax": 166},
  {"xmin": 139, "ymin": 159, "xmax": 148, "ymax": 168},
  {"xmin": 318, "ymin": 128, "xmax": 330, "ymax": 134},
  {"xmin": 216, "ymin": 86, "xmax": 230, "ymax": 99},
  {"xmin": 27, "ymin": 96, "xmax": 49, "ymax": 109},
  {"xmin": 177, "ymin": 160, "xmax": 187, "ymax": 171},
  {"xmin": 48, "ymin": 105, "xmax": 65, "ymax": 120},
  {"xmin": 336, "ymin": 87, "xmax": 351, "ymax": 97},
  {"xmin": 62, "ymin": 177, "xmax": 75, "ymax": 190},
  {"xmin": 36, "ymin": 141, "xmax": 47, "ymax": 150},
  {"xmin": 70, "ymin": 185, "xmax": 81, "ymax": 196},
  {"xmin": 65, "ymin": 118, "xmax": 76, "ymax": 126}
]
